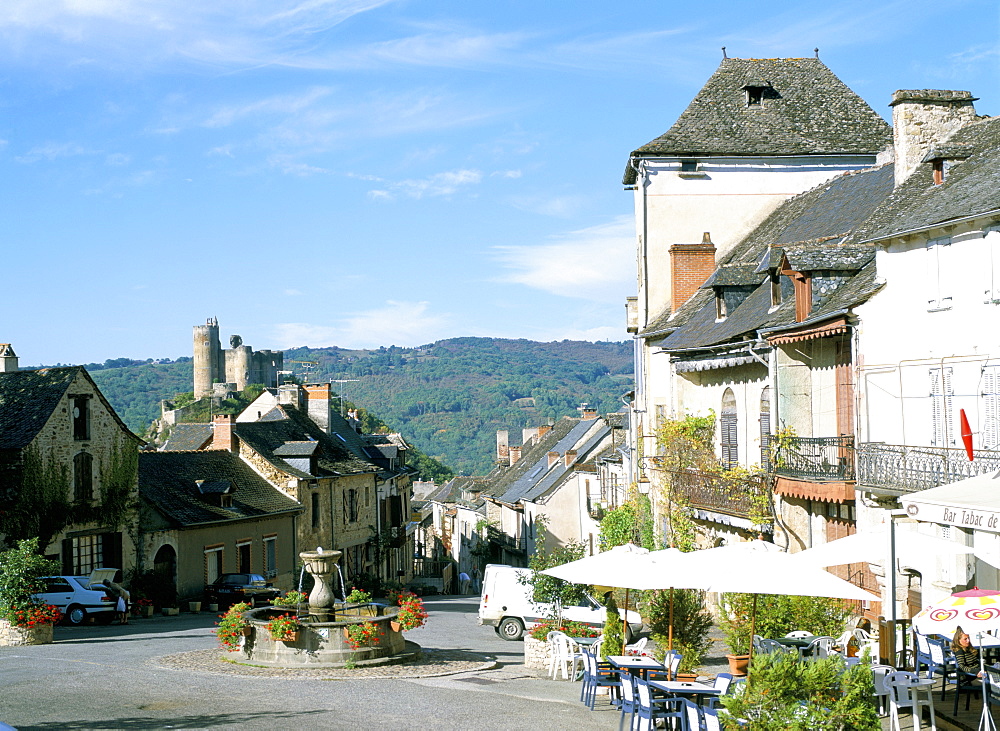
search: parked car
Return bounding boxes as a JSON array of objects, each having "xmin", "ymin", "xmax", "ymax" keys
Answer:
[
  {"xmin": 477, "ymin": 564, "xmax": 643, "ymax": 641},
  {"xmin": 33, "ymin": 568, "xmax": 119, "ymax": 626},
  {"xmin": 204, "ymin": 573, "xmax": 280, "ymax": 608}
]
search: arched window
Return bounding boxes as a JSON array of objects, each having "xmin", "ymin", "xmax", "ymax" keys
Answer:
[
  {"xmin": 73, "ymin": 452, "xmax": 93, "ymax": 502},
  {"xmin": 760, "ymin": 386, "xmax": 772, "ymax": 467},
  {"xmin": 721, "ymin": 389, "xmax": 738, "ymax": 469}
]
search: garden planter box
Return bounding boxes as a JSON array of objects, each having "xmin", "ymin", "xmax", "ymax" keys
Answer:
[
  {"xmin": 162, "ymin": 607, "xmax": 179, "ymax": 616},
  {"xmin": 0, "ymin": 619, "xmax": 53, "ymax": 647}
]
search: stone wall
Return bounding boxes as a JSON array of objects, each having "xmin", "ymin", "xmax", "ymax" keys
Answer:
[
  {"xmin": 523, "ymin": 634, "xmax": 552, "ymax": 670},
  {"xmin": 0, "ymin": 620, "xmax": 53, "ymax": 647}
]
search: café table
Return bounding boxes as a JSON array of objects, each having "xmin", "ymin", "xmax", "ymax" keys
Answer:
[
  {"xmin": 774, "ymin": 636, "xmax": 817, "ymax": 657},
  {"xmin": 607, "ymin": 655, "xmax": 665, "ymax": 680},
  {"xmin": 648, "ymin": 679, "xmax": 721, "ymax": 703}
]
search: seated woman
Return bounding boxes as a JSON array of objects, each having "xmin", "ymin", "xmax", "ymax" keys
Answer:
[{"xmin": 952, "ymin": 628, "xmax": 984, "ymax": 680}]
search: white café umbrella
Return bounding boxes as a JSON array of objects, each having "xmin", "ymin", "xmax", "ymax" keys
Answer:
[
  {"xmin": 789, "ymin": 530, "xmax": 980, "ymax": 569},
  {"xmin": 541, "ymin": 543, "xmax": 653, "ymax": 655}
]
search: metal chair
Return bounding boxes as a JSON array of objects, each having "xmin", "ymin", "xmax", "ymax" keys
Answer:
[
  {"xmin": 581, "ymin": 648, "xmax": 621, "ymax": 711},
  {"xmin": 633, "ymin": 677, "xmax": 682, "ymax": 731},
  {"xmin": 706, "ymin": 673, "xmax": 733, "ymax": 710},
  {"xmin": 985, "ymin": 664, "xmax": 1000, "ymax": 712},
  {"xmin": 647, "ymin": 650, "xmax": 680, "ymax": 681},
  {"xmin": 683, "ymin": 698, "xmax": 704, "ymax": 731},
  {"xmin": 886, "ymin": 670, "xmax": 937, "ymax": 731},
  {"xmin": 616, "ymin": 669, "xmax": 638, "ymax": 731}
]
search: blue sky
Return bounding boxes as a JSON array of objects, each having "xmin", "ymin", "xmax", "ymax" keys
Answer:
[{"xmin": 2, "ymin": 0, "xmax": 998, "ymax": 366}]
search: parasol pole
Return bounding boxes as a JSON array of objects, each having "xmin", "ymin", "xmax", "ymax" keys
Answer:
[
  {"xmin": 668, "ymin": 587, "xmax": 675, "ymax": 680},
  {"xmin": 748, "ymin": 594, "xmax": 758, "ymax": 679},
  {"xmin": 622, "ymin": 588, "xmax": 630, "ymax": 655},
  {"xmin": 976, "ymin": 631, "xmax": 996, "ymax": 731}
]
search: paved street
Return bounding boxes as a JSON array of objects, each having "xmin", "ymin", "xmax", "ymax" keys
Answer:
[{"xmin": 0, "ymin": 596, "xmax": 618, "ymax": 730}]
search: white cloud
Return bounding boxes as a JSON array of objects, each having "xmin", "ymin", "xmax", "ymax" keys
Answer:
[
  {"xmin": 203, "ymin": 87, "xmax": 333, "ymax": 129},
  {"xmin": 493, "ymin": 215, "xmax": 634, "ymax": 301},
  {"xmin": 509, "ymin": 194, "xmax": 587, "ymax": 218},
  {"xmin": 492, "ymin": 169, "xmax": 521, "ymax": 179},
  {"xmin": 284, "ymin": 289, "xmax": 303, "ymax": 296},
  {"xmin": 369, "ymin": 168, "xmax": 482, "ymax": 200},
  {"xmin": 105, "ymin": 152, "xmax": 130, "ymax": 166},
  {"xmin": 273, "ymin": 300, "xmax": 449, "ymax": 349},
  {"xmin": 15, "ymin": 141, "xmax": 95, "ymax": 163}
]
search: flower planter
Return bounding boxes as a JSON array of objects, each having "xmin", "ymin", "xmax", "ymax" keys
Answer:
[
  {"xmin": 138, "ymin": 606, "xmax": 154, "ymax": 618},
  {"xmin": 675, "ymin": 672, "xmax": 698, "ymax": 682},
  {"xmin": 279, "ymin": 631, "xmax": 299, "ymax": 643},
  {"xmin": 208, "ymin": 603, "xmax": 219, "ymax": 613},
  {"xmin": 188, "ymin": 601, "xmax": 202, "ymax": 613},
  {"xmin": 241, "ymin": 626, "xmax": 253, "ymax": 637},
  {"xmin": 162, "ymin": 607, "xmax": 179, "ymax": 616},
  {"xmin": 0, "ymin": 619, "xmax": 53, "ymax": 647},
  {"xmin": 726, "ymin": 654, "xmax": 750, "ymax": 677},
  {"xmin": 390, "ymin": 621, "xmax": 402, "ymax": 632}
]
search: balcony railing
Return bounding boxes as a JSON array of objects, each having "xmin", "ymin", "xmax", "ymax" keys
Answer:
[
  {"xmin": 667, "ymin": 470, "xmax": 771, "ymax": 523},
  {"xmin": 771, "ymin": 435, "xmax": 855, "ymax": 481},
  {"xmin": 857, "ymin": 442, "xmax": 1000, "ymax": 493},
  {"xmin": 487, "ymin": 526, "xmax": 527, "ymax": 552}
]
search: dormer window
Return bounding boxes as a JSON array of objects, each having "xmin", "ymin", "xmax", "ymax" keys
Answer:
[
  {"xmin": 680, "ymin": 160, "xmax": 698, "ymax": 173},
  {"xmin": 716, "ymin": 292, "xmax": 727, "ymax": 320},
  {"xmin": 933, "ymin": 159, "xmax": 946, "ymax": 186},
  {"xmin": 770, "ymin": 273, "xmax": 782, "ymax": 308},
  {"xmin": 746, "ymin": 87, "xmax": 764, "ymax": 106}
]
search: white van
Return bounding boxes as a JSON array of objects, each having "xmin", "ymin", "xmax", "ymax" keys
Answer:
[{"xmin": 477, "ymin": 564, "xmax": 643, "ymax": 641}]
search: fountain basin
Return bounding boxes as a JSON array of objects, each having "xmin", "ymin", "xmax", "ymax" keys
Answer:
[{"xmin": 233, "ymin": 606, "xmax": 411, "ymax": 668}]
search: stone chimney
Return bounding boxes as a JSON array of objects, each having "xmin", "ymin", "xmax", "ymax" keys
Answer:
[
  {"xmin": 890, "ymin": 89, "xmax": 978, "ymax": 186},
  {"xmin": 496, "ymin": 430, "xmax": 510, "ymax": 463},
  {"xmin": 564, "ymin": 450, "xmax": 577, "ymax": 468},
  {"xmin": 278, "ymin": 383, "xmax": 302, "ymax": 409},
  {"xmin": 522, "ymin": 427, "xmax": 540, "ymax": 445},
  {"xmin": 581, "ymin": 407, "xmax": 597, "ymax": 420},
  {"xmin": 0, "ymin": 344, "xmax": 18, "ymax": 373},
  {"xmin": 509, "ymin": 445, "xmax": 522, "ymax": 465},
  {"xmin": 670, "ymin": 233, "xmax": 717, "ymax": 313},
  {"xmin": 211, "ymin": 414, "xmax": 237, "ymax": 452},
  {"xmin": 547, "ymin": 451, "xmax": 560, "ymax": 467},
  {"xmin": 302, "ymin": 383, "xmax": 331, "ymax": 433}
]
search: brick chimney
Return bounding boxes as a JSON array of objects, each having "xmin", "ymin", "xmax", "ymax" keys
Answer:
[
  {"xmin": 670, "ymin": 233, "xmax": 717, "ymax": 313},
  {"xmin": 890, "ymin": 89, "xmax": 978, "ymax": 186},
  {"xmin": 302, "ymin": 383, "xmax": 331, "ymax": 433},
  {"xmin": 496, "ymin": 430, "xmax": 510, "ymax": 462},
  {"xmin": 581, "ymin": 407, "xmax": 597, "ymax": 420},
  {"xmin": 0, "ymin": 344, "xmax": 18, "ymax": 373},
  {"xmin": 564, "ymin": 450, "xmax": 577, "ymax": 468},
  {"xmin": 211, "ymin": 414, "xmax": 237, "ymax": 452},
  {"xmin": 547, "ymin": 451, "xmax": 560, "ymax": 467},
  {"xmin": 509, "ymin": 445, "xmax": 522, "ymax": 465}
]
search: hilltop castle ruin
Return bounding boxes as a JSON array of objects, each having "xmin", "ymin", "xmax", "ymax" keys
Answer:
[{"xmin": 193, "ymin": 318, "xmax": 283, "ymax": 398}]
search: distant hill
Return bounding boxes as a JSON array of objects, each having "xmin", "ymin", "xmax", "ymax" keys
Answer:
[{"xmin": 79, "ymin": 337, "xmax": 633, "ymax": 475}]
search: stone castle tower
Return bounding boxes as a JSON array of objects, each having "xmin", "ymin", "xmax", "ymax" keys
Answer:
[{"xmin": 192, "ymin": 318, "xmax": 283, "ymax": 398}]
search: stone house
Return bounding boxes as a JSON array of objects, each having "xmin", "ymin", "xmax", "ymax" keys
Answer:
[
  {"xmin": 138, "ymin": 450, "xmax": 302, "ymax": 602},
  {"xmin": 0, "ymin": 347, "xmax": 141, "ymax": 579}
]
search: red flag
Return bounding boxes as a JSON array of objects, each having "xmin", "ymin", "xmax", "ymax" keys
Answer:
[{"xmin": 960, "ymin": 408, "xmax": 974, "ymax": 461}]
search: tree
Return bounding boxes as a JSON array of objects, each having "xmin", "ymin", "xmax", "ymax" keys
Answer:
[{"xmin": 518, "ymin": 517, "xmax": 588, "ymax": 609}]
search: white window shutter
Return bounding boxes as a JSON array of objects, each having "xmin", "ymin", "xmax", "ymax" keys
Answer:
[
  {"xmin": 984, "ymin": 366, "xmax": 1000, "ymax": 449},
  {"xmin": 927, "ymin": 240, "xmax": 939, "ymax": 310}
]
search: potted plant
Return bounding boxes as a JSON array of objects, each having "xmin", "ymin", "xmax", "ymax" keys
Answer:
[
  {"xmin": 719, "ymin": 593, "xmax": 756, "ymax": 676},
  {"xmin": 271, "ymin": 590, "xmax": 307, "ymax": 608},
  {"xmin": 390, "ymin": 591, "xmax": 427, "ymax": 632},
  {"xmin": 0, "ymin": 539, "xmax": 62, "ymax": 646},
  {"xmin": 214, "ymin": 602, "xmax": 252, "ymax": 651},
  {"xmin": 600, "ymin": 593, "xmax": 624, "ymax": 659},
  {"xmin": 267, "ymin": 613, "xmax": 301, "ymax": 642},
  {"xmin": 648, "ymin": 588, "xmax": 713, "ymax": 677}
]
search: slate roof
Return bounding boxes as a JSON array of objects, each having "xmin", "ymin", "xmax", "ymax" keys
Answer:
[
  {"xmin": 624, "ymin": 58, "xmax": 891, "ymax": 184},
  {"xmin": 480, "ymin": 418, "xmax": 581, "ymax": 502},
  {"xmin": 232, "ymin": 406, "xmax": 377, "ymax": 479},
  {"xmin": 848, "ymin": 116, "xmax": 1000, "ymax": 243},
  {"xmin": 161, "ymin": 424, "xmax": 212, "ymax": 451},
  {"xmin": 140, "ymin": 450, "xmax": 301, "ymax": 527},
  {"xmin": 0, "ymin": 367, "xmax": 138, "ymax": 450},
  {"xmin": 496, "ymin": 418, "xmax": 605, "ymax": 504},
  {"xmin": 647, "ymin": 164, "xmax": 894, "ymax": 351}
]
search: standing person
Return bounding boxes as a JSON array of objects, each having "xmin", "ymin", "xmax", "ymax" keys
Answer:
[
  {"xmin": 471, "ymin": 566, "xmax": 481, "ymax": 594},
  {"xmin": 106, "ymin": 581, "xmax": 129, "ymax": 625}
]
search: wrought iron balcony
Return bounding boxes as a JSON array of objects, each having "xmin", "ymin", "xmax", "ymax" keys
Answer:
[
  {"xmin": 486, "ymin": 526, "xmax": 527, "ymax": 552},
  {"xmin": 667, "ymin": 470, "xmax": 771, "ymax": 523},
  {"xmin": 771, "ymin": 435, "xmax": 855, "ymax": 481},
  {"xmin": 857, "ymin": 442, "xmax": 1000, "ymax": 494}
]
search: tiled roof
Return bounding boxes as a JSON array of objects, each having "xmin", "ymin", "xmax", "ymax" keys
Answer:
[
  {"xmin": 233, "ymin": 407, "xmax": 377, "ymax": 479},
  {"xmin": 140, "ymin": 450, "xmax": 301, "ymax": 527},
  {"xmin": 849, "ymin": 116, "xmax": 1000, "ymax": 243},
  {"xmin": 624, "ymin": 58, "xmax": 891, "ymax": 183},
  {"xmin": 161, "ymin": 424, "xmax": 213, "ymax": 451},
  {"xmin": 649, "ymin": 164, "xmax": 894, "ymax": 351},
  {"xmin": 496, "ymin": 419, "xmax": 603, "ymax": 504},
  {"xmin": 0, "ymin": 367, "xmax": 138, "ymax": 450}
]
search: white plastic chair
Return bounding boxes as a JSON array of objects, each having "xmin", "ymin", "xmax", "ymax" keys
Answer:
[
  {"xmin": 872, "ymin": 664, "xmax": 895, "ymax": 717},
  {"xmin": 554, "ymin": 634, "xmax": 584, "ymax": 681},
  {"xmin": 786, "ymin": 630, "xmax": 812, "ymax": 639},
  {"xmin": 546, "ymin": 631, "xmax": 566, "ymax": 679},
  {"xmin": 887, "ymin": 670, "xmax": 937, "ymax": 731},
  {"xmin": 803, "ymin": 635, "xmax": 836, "ymax": 660},
  {"xmin": 625, "ymin": 636, "xmax": 648, "ymax": 655}
]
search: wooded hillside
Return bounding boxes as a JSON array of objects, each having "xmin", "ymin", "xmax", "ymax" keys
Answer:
[{"xmin": 82, "ymin": 337, "xmax": 633, "ymax": 475}]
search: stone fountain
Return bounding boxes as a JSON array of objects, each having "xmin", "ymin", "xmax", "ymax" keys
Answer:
[{"xmin": 230, "ymin": 546, "xmax": 415, "ymax": 668}]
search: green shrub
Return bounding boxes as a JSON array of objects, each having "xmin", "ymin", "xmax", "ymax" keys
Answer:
[
  {"xmin": 0, "ymin": 539, "xmax": 59, "ymax": 624},
  {"xmin": 720, "ymin": 593, "xmax": 851, "ymax": 656},
  {"xmin": 721, "ymin": 652, "xmax": 878, "ymax": 730},
  {"xmin": 601, "ymin": 593, "xmax": 624, "ymax": 659},
  {"xmin": 647, "ymin": 588, "xmax": 713, "ymax": 672}
]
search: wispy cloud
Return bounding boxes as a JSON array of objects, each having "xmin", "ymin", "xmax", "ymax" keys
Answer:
[
  {"xmin": 273, "ymin": 300, "xmax": 450, "ymax": 349},
  {"xmin": 369, "ymin": 169, "xmax": 482, "ymax": 200},
  {"xmin": 202, "ymin": 87, "xmax": 333, "ymax": 129},
  {"xmin": 15, "ymin": 141, "xmax": 96, "ymax": 163},
  {"xmin": 509, "ymin": 193, "xmax": 587, "ymax": 218},
  {"xmin": 493, "ymin": 215, "xmax": 634, "ymax": 300}
]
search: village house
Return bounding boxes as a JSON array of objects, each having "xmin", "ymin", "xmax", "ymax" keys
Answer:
[{"xmin": 0, "ymin": 345, "xmax": 142, "ymax": 580}]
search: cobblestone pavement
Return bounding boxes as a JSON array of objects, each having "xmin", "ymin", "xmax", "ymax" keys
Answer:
[{"xmin": 154, "ymin": 646, "xmax": 497, "ymax": 679}]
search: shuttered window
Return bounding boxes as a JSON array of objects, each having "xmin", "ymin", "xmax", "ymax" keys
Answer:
[
  {"xmin": 984, "ymin": 365, "xmax": 1000, "ymax": 449},
  {"xmin": 759, "ymin": 386, "xmax": 771, "ymax": 467},
  {"xmin": 930, "ymin": 367, "xmax": 955, "ymax": 446},
  {"xmin": 926, "ymin": 236, "xmax": 953, "ymax": 311},
  {"xmin": 721, "ymin": 388, "xmax": 738, "ymax": 469}
]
